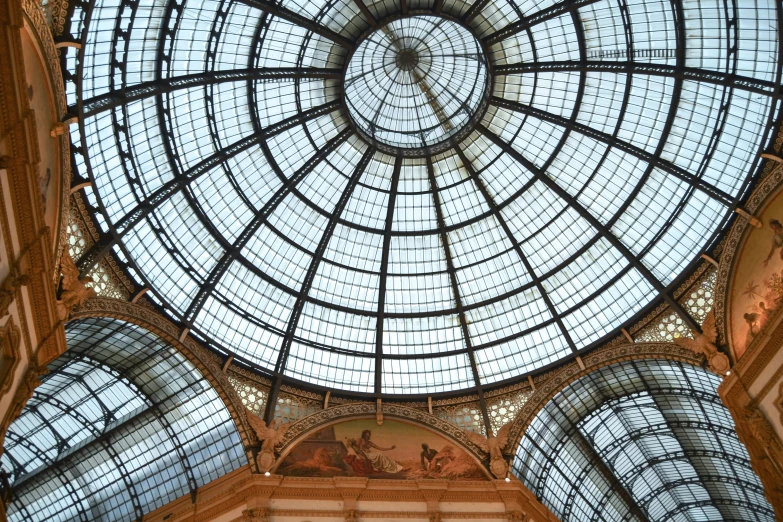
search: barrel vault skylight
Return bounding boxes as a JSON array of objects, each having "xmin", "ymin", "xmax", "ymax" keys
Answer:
[{"xmin": 65, "ymin": 0, "xmax": 781, "ymax": 395}]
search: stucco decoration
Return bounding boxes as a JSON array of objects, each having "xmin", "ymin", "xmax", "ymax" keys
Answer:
[
  {"xmin": 21, "ymin": 0, "xmax": 71, "ymax": 283},
  {"xmin": 716, "ymin": 161, "xmax": 783, "ymax": 360},
  {"xmin": 69, "ymin": 298, "xmax": 256, "ymax": 466},
  {"xmin": 715, "ymin": 156, "xmax": 783, "ymax": 356}
]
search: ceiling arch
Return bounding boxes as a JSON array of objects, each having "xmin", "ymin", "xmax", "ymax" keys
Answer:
[
  {"xmin": 1, "ymin": 317, "xmax": 248, "ymax": 522},
  {"xmin": 511, "ymin": 359, "xmax": 775, "ymax": 522},
  {"xmin": 60, "ymin": 0, "xmax": 781, "ymax": 398}
]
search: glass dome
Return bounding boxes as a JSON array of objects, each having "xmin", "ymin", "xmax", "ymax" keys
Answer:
[
  {"xmin": 344, "ymin": 15, "xmax": 490, "ymax": 153},
  {"xmin": 70, "ymin": 0, "xmax": 780, "ymax": 395}
]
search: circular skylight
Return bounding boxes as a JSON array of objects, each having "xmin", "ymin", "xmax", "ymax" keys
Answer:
[
  {"xmin": 344, "ymin": 16, "xmax": 489, "ymax": 153},
  {"xmin": 71, "ymin": 0, "xmax": 780, "ymax": 395}
]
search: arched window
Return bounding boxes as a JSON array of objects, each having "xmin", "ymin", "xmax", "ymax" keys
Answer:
[
  {"xmin": 513, "ymin": 360, "xmax": 774, "ymax": 522},
  {"xmin": 2, "ymin": 317, "xmax": 247, "ymax": 522}
]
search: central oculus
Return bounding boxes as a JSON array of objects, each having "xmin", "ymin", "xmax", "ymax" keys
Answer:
[{"xmin": 344, "ymin": 16, "xmax": 489, "ymax": 154}]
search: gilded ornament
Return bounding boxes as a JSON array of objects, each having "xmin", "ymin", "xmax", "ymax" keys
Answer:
[
  {"xmin": 673, "ymin": 309, "xmax": 731, "ymax": 374},
  {"xmin": 246, "ymin": 410, "xmax": 291, "ymax": 473},
  {"xmin": 56, "ymin": 248, "xmax": 97, "ymax": 320}
]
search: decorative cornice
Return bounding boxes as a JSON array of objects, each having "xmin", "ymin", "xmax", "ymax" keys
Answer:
[
  {"xmin": 151, "ymin": 472, "xmax": 556, "ymax": 522},
  {"xmin": 227, "ymin": 510, "xmax": 509, "ymax": 520}
]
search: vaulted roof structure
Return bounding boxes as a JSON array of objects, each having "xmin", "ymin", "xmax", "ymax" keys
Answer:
[
  {"xmin": 4, "ymin": 0, "xmax": 782, "ymax": 519},
  {"xmin": 63, "ymin": 0, "xmax": 781, "ymax": 399},
  {"xmin": 2, "ymin": 318, "xmax": 246, "ymax": 522},
  {"xmin": 513, "ymin": 360, "xmax": 775, "ymax": 522}
]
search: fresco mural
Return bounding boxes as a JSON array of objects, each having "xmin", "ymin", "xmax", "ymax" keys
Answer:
[
  {"xmin": 730, "ymin": 189, "xmax": 783, "ymax": 359},
  {"xmin": 275, "ymin": 419, "xmax": 488, "ymax": 480}
]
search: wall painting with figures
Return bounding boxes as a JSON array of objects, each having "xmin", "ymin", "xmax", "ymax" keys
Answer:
[
  {"xmin": 730, "ymin": 188, "xmax": 783, "ymax": 360},
  {"xmin": 274, "ymin": 418, "xmax": 488, "ymax": 480}
]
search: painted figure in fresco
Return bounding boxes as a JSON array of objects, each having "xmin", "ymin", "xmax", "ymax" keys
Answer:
[
  {"xmin": 344, "ymin": 429, "xmax": 405, "ymax": 475},
  {"xmin": 759, "ymin": 301, "xmax": 773, "ymax": 324},
  {"xmin": 763, "ymin": 219, "xmax": 783, "ymax": 266},
  {"xmin": 421, "ymin": 443, "xmax": 438, "ymax": 470},
  {"xmin": 744, "ymin": 312, "xmax": 760, "ymax": 346}
]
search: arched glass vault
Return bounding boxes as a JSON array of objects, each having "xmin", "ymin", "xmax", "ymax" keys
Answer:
[
  {"xmin": 61, "ymin": 0, "xmax": 782, "ymax": 397},
  {"xmin": 1, "ymin": 318, "xmax": 246, "ymax": 522},
  {"xmin": 512, "ymin": 360, "xmax": 775, "ymax": 522}
]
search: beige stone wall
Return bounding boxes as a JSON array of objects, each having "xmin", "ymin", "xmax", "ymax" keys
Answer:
[
  {"xmin": 142, "ymin": 467, "xmax": 557, "ymax": 522},
  {"xmin": 0, "ymin": 0, "xmax": 69, "ymax": 517}
]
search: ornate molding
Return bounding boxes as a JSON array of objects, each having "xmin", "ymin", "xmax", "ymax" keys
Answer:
[
  {"xmin": 714, "ymin": 159, "xmax": 783, "ymax": 348},
  {"xmin": 777, "ymin": 382, "xmax": 783, "ymax": 428},
  {"xmin": 21, "ymin": 0, "xmax": 72, "ymax": 277},
  {"xmin": 0, "ymin": 318, "xmax": 21, "ymax": 395},
  {"xmin": 505, "ymin": 342, "xmax": 702, "ymax": 451},
  {"xmin": 271, "ymin": 402, "xmax": 492, "ymax": 473},
  {"xmin": 69, "ymin": 298, "xmax": 255, "ymax": 465},
  {"xmin": 156, "ymin": 472, "xmax": 556, "ymax": 522}
]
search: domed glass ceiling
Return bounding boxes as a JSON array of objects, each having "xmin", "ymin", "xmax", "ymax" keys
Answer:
[
  {"xmin": 70, "ymin": 0, "xmax": 780, "ymax": 395},
  {"xmin": 344, "ymin": 15, "xmax": 489, "ymax": 152}
]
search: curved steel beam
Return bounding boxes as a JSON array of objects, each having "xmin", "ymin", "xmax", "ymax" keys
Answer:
[
  {"xmin": 483, "ymin": 0, "xmax": 601, "ymax": 47},
  {"xmin": 476, "ymin": 124, "xmax": 700, "ymax": 332},
  {"xmin": 183, "ymin": 126, "xmax": 353, "ymax": 328},
  {"xmin": 234, "ymin": 0, "xmax": 354, "ymax": 48},
  {"xmin": 489, "ymin": 96, "xmax": 734, "ymax": 206},
  {"xmin": 374, "ymin": 156, "xmax": 402, "ymax": 394},
  {"xmin": 426, "ymin": 155, "xmax": 491, "ymax": 433},
  {"xmin": 454, "ymin": 145, "xmax": 578, "ymax": 354},
  {"xmin": 495, "ymin": 61, "xmax": 779, "ymax": 99},
  {"xmin": 78, "ymin": 68, "xmax": 341, "ymax": 117},
  {"xmin": 263, "ymin": 144, "xmax": 374, "ymax": 422},
  {"xmin": 76, "ymin": 100, "xmax": 341, "ymax": 276}
]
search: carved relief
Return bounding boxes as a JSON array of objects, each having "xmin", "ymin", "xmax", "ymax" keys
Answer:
[
  {"xmin": 462, "ymin": 422, "xmax": 512, "ymax": 478},
  {"xmin": 241, "ymin": 507, "xmax": 269, "ymax": 522},
  {"xmin": 0, "ymin": 227, "xmax": 50, "ymax": 318},
  {"xmin": 0, "ymin": 268, "xmax": 30, "ymax": 319},
  {"xmin": 0, "ymin": 319, "xmax": 21, "ymax": 395},
  {"xmin": 735, "ymin": 405, "xmax": 783, "ymax": 513},
  {"xmin": 673, "ymin": 309, "xmax": 730, "ymax": 374},
  {"xmin": 246, "ymin": 410, "xmax": 291, "ymax": 473},
  {"xmin": 56, "ymin": 248, "xmax": 97, "ymax": 320}
]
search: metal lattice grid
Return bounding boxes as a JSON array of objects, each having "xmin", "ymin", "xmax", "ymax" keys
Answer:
[
  {"xmin": 2, "ymin": 318, "xmax": 246, "ymax": 522},
  {"xmin": 344, "ymin": 15, "xmax": 490, "ymax": 153},
  {"xmin": 513, "ymin": 359, "xmax": 775, "ymax": 522},
  {"xmin": 62, "ymin": 0, "xmax": 781, "ymax": 404}
]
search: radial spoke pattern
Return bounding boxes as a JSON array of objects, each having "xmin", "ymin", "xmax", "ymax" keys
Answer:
[
  {"xmin": 65, "ymin": 0, "xmax": 780, "ymax": 396},
  {"xmin": 344, "ymin": 15, "xmax": 489, "ymax": 152},
  {"xmin": 512, "ymin": 360, "xmax": 776, "ymax": 522}
]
